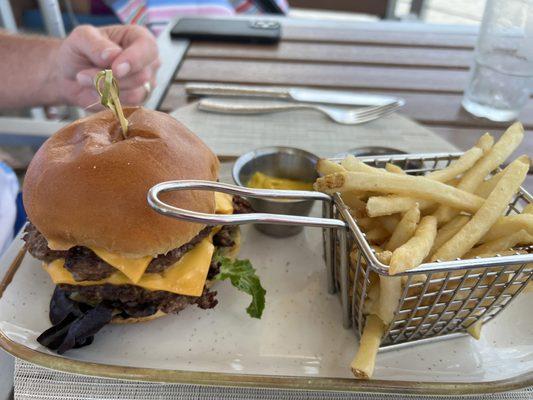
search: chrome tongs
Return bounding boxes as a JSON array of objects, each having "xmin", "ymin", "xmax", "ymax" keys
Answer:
[
  {"xmin": 148, "ymin": 180, "xmax": 352, "ymax": 327},
  {"xmin": 148, "ymin": 180, "xmax": 344, "ymax": 228}
]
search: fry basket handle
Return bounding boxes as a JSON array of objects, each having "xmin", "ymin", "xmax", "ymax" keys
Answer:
[{"xmin": 148, "ymin": 180, "xmax": 347, "ymax": 229}]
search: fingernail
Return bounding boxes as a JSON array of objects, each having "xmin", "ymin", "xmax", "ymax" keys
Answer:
[
  {"xmin": 115, "ymin": 62, "xmax": 131, "ymax": 78},
  {"xmin": 76, "ymin": 73, "xmax": 94, "ymax": 87},
  {"xmin": 101, "ymin": 48, "xmax": 117, "ymax": 61}
]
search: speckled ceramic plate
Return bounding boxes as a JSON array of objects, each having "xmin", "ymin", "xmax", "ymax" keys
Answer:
[{"xmin": 1, "ymin": 212, "xmax": 532, "ymax": 395}]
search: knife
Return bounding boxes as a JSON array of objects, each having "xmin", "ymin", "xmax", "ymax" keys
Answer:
[{"xmin": 185, "ymin": 83, "xmax": 402, "ymax": 107}]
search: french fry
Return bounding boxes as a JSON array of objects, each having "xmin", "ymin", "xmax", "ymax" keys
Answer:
[
  {"xmin": 389, "ymin": 216, "xmax": 437, "ymax": 274},
  {"xmin": 317, "ymin": 158, "xmax": 346, "ymax": 175},
  {"xmin": 479, "ymin": 214, "xmax": 533, "ymax": 243},
  {"xmin": 357, "ymin": 217, "xmax": 377, "ymax": 231},
  {"xmin": 475, "ymin": 171, "xmax": 504, "ymax": 199},
  {"xmin": 366, "ymin": 195, "xmax": 433, "ymax": 217},
  {"xmin": 341, "ymin": 155, "xmax": 384, "ymax": 174},
  {"xmin": 467, "ymin": 320, "xmax": 483, "ymax": 340},
  {"xmin": 425, "ymin": 146, "xmax": 483, "ymax": 183},
  {"xmin": 374, "ymin": 247, "xmax": 402, "ymax": 326},
  {"xmin": 366, "ymin": 182, "xmax": 453, "ymax": 218},
  {"xmin": 460, "ymin": 123, "xmax": 524, "ymax": 190},
  {"xmin": 431, "ymin": 158, "xmax": 530, "ymax": 261},
  {"xmin": 365, "ymin": 135, "xmax": 489, "ymax": 214},
  {"xmin": 475, "ymin": 132, "xmax": 495, "ymax": 153},
  {"xmin": 366, "ymin": 226, "xmax": 390, "ymax": 244},
  {"xmin": 429, "ymin": 215, "xmax": 470, "ymax": 257},
  {"xmin": 447, "ymin": 177, "xmax": 461, "ymax": 187},
  {"xmin": 433, "ymin": 123, "xmax": 524, "ymax": 224},
  {"xmin": 365, "ymin": 141, "xmax": 487, "ymax": 216},
  {"xmin": 314, "ymin": 172, "xmax": 485, "ymax": 213},
  {"xmin": 385, "ymin": 206, "xmax": 420, "ymax": 251},
  {"xmin": 465, "ymin": 230, "xmax": 533, "ymax": 258},
  {"xmin": 475, "ymin": 155, "xmax": 529, "ymax": 199},
  {"xmin": 378, "ymin": 276, "xmax": 401, "ymax": 324},
  {"xmin": 523, "ymin": 204, "xmax": 533, "ymax": 214},
  {"xmin": 375, "ymin": 250, "xmax": 392, "ymax": 265},
  {"xmin": 342, "ymin": 193, "xmax": 367, "ymax": 214},
  {"xmin": 362, "ymin": 276, "xmax": 381, "ymax": 315},
  {"xmin": 350, "ymin": 315, "xmax": 385, "ymax": 379},
  {"xmin": 385, "ymin": 163, "xmax": 405, "ymax": 174},
  {"xmin": 378, "ymin": 215, "xmax": 400, "ymax": 234}
]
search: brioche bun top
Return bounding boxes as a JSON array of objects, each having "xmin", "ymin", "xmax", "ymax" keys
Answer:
[{"xmin": 23, "ymin": 107, "xmax": 219, "ymax": 257}]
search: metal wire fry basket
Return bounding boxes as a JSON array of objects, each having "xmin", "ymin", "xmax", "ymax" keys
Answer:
[
  {"xmin": 331, "ymin": 152, "xmax": 533, "ymax": 348},
  {"xmin": 148, "ymin": 152, "xmax": 533, "ymax": 350}
]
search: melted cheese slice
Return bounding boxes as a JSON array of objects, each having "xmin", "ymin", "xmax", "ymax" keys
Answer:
[
  {"xmin": 76, "ymin": 193, "xmax": 233, "ymax": 284},
  {"xmin": 91, "ymin": 249, "xmax": 152, "ymax": 283},
  {"xmin": 43, "ymin": 193, "xmax": 232, "ymax": 296},
  {"xmin": 44, "ymin": 237, "xmax": 214, "ymax": 297},
  {"xmin": 215, "ymin": 192, "xmax": 234, "ymax": 214}
]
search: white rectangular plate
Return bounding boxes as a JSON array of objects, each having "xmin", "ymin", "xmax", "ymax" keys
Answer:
[{"xmin": 0, "ymin": 206, "xmax": 532, "ymax": 393}]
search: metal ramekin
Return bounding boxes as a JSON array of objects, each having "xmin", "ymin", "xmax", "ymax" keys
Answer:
[{"xmin": 232, "ymin": 146, "xmax": 319, "ymax": 237}]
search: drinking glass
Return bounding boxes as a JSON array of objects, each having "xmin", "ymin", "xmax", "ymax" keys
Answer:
[{"xmin": 462, "ymin": 0, "xmax": 533, "ymax": 121}]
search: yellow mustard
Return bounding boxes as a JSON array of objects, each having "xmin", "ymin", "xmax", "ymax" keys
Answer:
[{"xmin": 247, "ymin": 171, "xmax": 314, "ymax": 191}]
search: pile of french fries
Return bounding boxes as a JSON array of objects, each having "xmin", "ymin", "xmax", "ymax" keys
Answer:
[{"xmin": 314, "ymin": 122, "xmax": 532, "ymax": 379}]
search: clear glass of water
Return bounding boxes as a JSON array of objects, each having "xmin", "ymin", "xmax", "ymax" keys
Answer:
[{"xmin": 462, "ymin": 0, "xmax": 533, "ymax": 122}]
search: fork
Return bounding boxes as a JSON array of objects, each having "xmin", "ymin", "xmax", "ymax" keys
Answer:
[{"xmin": 197, "ymin": 98, "xmax": 405, "ymax": 125}]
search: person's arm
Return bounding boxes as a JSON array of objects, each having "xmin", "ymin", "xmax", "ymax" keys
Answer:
[
  {"xmin": 0, "ymin": 31, "xmax": 62, "ymax": 108},
  {"xmin": 0, "ymin": 24, "xmax": 159, "ymax": 109}
]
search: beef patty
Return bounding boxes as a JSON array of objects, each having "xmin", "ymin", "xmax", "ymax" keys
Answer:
[
  {"xmin": 60, "ymin": 283, "xmax": 219, "ymax": 317},
  {"xmin": 37, "ymin": 285, "xmax": 219, "ymax": 354},
  {"xmin": 33, "ymin": 196, "xmax": 252, "ymax": 354},
  {"xmin": 23, "ymin": 196, "xmax": 251, "ymax": 282},
  {"xmin": 24, "ymin": 225, "xmax": 217, "ymax": 281}
]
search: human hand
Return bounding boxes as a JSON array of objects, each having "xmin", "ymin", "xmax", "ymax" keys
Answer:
[{"xmin": 55, "ymin": 24, "xmax": 160, "ymax": 108}]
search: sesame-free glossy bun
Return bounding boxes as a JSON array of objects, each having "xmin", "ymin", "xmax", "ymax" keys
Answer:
[
  {"xmin": 111, "ymin": 310, "xmax": 168, "ymax": 324},
  {"xmin": 23, "ymin": 107, "xmax": 219, "ymax": 257}
]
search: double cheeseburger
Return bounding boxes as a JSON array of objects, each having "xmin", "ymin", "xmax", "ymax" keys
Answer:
[{"xmin": 22, "ymin": 107, "xmax": 259, "ymax": 353}]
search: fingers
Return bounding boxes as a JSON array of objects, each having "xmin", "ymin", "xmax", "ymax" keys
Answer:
[
  {"xmin": 118, "ymin": 67, "xmax": 153, "ymax": 90},
  {"xmin": 73, "ymin": 85, "xmax": 149, "ymax": 109},
  {"xmin": 68, "ymin": 25, "xmax": 122, "ymax": 68},
  {"xmin": 77, "ymin": 66, "xmax": 154, "ymax": 90},
  {"xmin": 74, "ymin": 80, "xmax": 154, "ymax": 108},
  {"xmin": 72, "ymin": 88, "xmax": 102, "ymax": 110},
  {"xmin": 120, "ymin": 70, "xmax": 157, "ymax": 105},
  {"xmin": 76, "ymin": 68, "xmax": 99, "ymax": 87},
  {"xmin": 121, "ymin": 86, "xmax": 148, "ymax": 106},
  {"xmin": 110, "ymin": 26, "xmax": 158, "ymax": 78}
]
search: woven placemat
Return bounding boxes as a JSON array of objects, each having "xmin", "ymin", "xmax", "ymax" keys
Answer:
[
  {"xmin": 171, "ymin": 102, "xmax": 457, "ymax": 157},
  {"xmin": 13, "ymin": 360, "xmax": 533, "ymax": 400}
]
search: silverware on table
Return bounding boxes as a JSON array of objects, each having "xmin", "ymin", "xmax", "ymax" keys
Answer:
[
  {"xmin": 185, "ymin": 83, "xmax": 403, "ymax": 107},
  {"xmin": 197, "ymin": 97, "xmax": 404, "ymax": 125}
]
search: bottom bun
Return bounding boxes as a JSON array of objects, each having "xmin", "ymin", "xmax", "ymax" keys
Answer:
[
  {"xmin": 112, "ymin": 310, "xmax": 168, "ymax": 324},
  {"xmin": 111, "ymin": 228, "xmax": 242, "ymax": 325}
]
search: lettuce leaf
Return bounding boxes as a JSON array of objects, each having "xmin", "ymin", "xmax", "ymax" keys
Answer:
[{"xmin": 213, "ymin": 255, "xmax": 266, "ymax": 319}]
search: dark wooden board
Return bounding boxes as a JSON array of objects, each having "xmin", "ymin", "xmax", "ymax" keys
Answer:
[
  {"xmin": 281, "ymin": 25, "xmax": 478, "ymax": 48},
  {"xmin": 175, "ymin": 59, "xmax": 470, "ymax": 93},
  {"xmin": 187, "ymin": 42, "xmax": 473, "ymax": 69}
]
